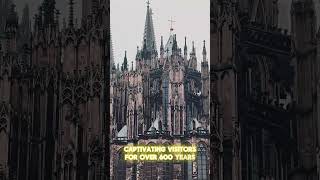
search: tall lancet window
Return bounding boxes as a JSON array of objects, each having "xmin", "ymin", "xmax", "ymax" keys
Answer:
[
  {"xmin": 114, "ymin": 149, "xmax": 126, "ymax": 180},
  {"xmin": 197, "ymin": 143, "xmax": 208, "ymax": 179},
  {"xmin": 64, "ymin": 151, "xmax": 74, "ymax": 180},
  {"xmin": 141, "ymin": 143, "xmax": 159, "ymax": 179},
  {"xmin": 90, "ymin": 142, "xmax": 103, "ymax": 180}
]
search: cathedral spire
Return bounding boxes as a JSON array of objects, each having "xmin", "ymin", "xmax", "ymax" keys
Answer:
[
  {"xmin": 160, "ymin": 36, "xmax": 164, "ymax": 51},
  {"xmin": 123, "ymin": 50, "xmax": 128, "ymax": 71},
  {"xmin": 21, "ymin": 4, "xmax": 30, "ymax": 34},
  {"xmin": 160, "ymin": 36, "xmax": 164, "ymax": 58},
  {"xmin": 184, "ymin": 37, "xmax": 187, "ymax": 58},
  {"xmin": 142, "ymin": 0, "xmax": 157, "ymax": 55},
  {"xmin": 191, "ymin": 41, "xmax": 196, "ymax": 56},
  {"xmin": 202, "ymin": 40, "xmax": 207, "ymax": 62}
]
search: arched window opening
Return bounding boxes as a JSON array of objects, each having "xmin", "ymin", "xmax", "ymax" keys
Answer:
[
  {"xmin": 114, "ymin": 150, "xmax": 126, "ymax": 180},
  {"xmin": 197, "ymin": 143, "xmax": 208, "ymax": 180},
  {"xmin": 142, "ymin": 161, "xmax": 158, "ymax": 179}
]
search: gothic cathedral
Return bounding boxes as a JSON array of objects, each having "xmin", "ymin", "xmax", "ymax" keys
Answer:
[{"xmin": 110, "ymin": 2, "xmax": 210, "ymax": 180}]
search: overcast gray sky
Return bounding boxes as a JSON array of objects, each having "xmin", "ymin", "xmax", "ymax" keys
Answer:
[{"xmin": 111, "ymin": 0, "xmax": 210, "ymax": 70}]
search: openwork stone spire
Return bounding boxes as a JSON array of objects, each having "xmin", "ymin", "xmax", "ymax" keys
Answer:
[{"xmin": 142, "ymin": 0, "xmax": 157, "ymax": 54}]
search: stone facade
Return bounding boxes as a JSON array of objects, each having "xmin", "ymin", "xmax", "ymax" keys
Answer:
[
  {"xmin": 211, "ymin": 0, "xmax": 320, "ymax": 180},
  {"xmin": 0, "ymin": 0, "xmax": 110, "ymax": 179}
]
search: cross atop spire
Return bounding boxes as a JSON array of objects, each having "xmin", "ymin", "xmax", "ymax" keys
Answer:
[
  {"xmin": 68, "ymin": 0, "xmax": 74, "ymax": 28},
  {"xmin": 142, "ymin": 0, "xmax": 157, "ymax": 57},
  {"xmin": 168, "ymin": 17, "xmax": 175, "ymax": 32}
]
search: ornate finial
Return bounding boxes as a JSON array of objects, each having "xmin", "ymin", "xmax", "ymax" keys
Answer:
[
  {"xmin": 203, "ymin": 40, "xmax": 207, "ymax": 61},
  {"xmin": 184, "ymin": 37, "xmax": 187, "ymax": 48},
  {"xmin": 168, "ymin": 17, "xmax": 175, "ymax": 32},
  {"xmin": 184, "ymin": 37, "xmax": 187, "ymax": 55},
  {"xmin": 191, "ymin": 41, "xmax": 196, "ymax": 55},
  {"xmin": 123, "ymin": 51, "xmax": 128, "ymax": 71}
]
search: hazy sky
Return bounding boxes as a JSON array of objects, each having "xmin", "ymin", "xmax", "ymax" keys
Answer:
[{"xmin": 111, "ymin": 0, "xmax": 210, "ymax": 70}]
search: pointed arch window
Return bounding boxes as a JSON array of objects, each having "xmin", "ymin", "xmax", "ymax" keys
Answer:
[
  {"xmin": 114, "ymin": 149, "xmax": 126, "ymax": 180},
  {"xmin": 183, "ymin": 142, "xmax": 194, "ymax": 179},
  {"xmin": 142, "ymin": 161, "xmax": 158, "ymax": 179},
  {"xmin": 197, "ymin": 143, "xmax": 208, "ymax": 179},
  {"xmin": 64, "ymin": 151, "xmax": 74, "ymax": 180}
]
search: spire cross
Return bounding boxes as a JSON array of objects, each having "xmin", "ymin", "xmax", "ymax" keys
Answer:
[
  {"xmin": 168, "ymin": 17, "xmax": 175, "ymax": 32},
  {"xmin": 147, "ymin": 0, "xmax": 150, "ymax": 7}
]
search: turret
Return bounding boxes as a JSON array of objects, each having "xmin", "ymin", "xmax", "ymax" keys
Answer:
[
  {"xmin": 172, "ymin": 34, "xmax": 178, "ymax": 56},
  {"xmin": 122, "ymin": 50, "xmax": 128, "ymax": 71},
  {"xmin": 191, "ymin": 41, "xmax": 196, "ymax": 56},
  {"xmin": 140, "ymin": 1, "xmax": 157, "ymax": 61},
  {"xmin": 201, "ymin": 40, "xmax": 209, "ymax": 129},
  {"xmin": 131, "ymin": 61, "xmax": 134, "ymax": 71},
  {"xmin": 160, "ymin": 36, "xmax": 164, "ymax": 58},
  {"xmin": 184, "ymin": 37, "xmax": 187, "ymax": 60},
  {"xmin": 201, "ymin": 40, "xmax": 209, "ymax": 76},
  {"xmin": 202, "ymin": 40, "xmax": 207, "ymax": 62}
]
